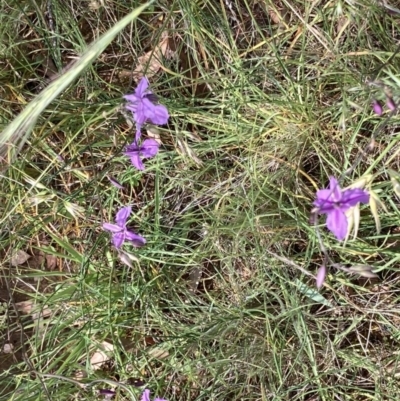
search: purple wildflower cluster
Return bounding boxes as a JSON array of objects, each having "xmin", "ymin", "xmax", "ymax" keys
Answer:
[
  {"xmin": 101, "ymin": 78, "xmax": 169, "ymax": 400},
  {"xmin": 103, "ymin": 77, "xmax": 169, "ymax": 249},
  {"xmin": 123, "ymin": 77, "xmax": 169, "ymax": 170},
  {"xmin": 102, "ymin": 78, "xmax": 380, "ymax": 320},
  {"xmin": 311, "ymin": 87, "xmax": 400, "ymax": 288}
]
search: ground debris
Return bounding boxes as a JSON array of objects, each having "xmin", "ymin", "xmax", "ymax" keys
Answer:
[{"xmin": 120, "ymin": 32, "xmax": 177, "ymax": 81}]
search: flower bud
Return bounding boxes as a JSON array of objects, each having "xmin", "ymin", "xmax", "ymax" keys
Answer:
[
  {"xmin": 387, "ymin": 96, "xmax": 396, "ymax": 111},
  {"xmin": 372, "ymin": 100, "xmax": 383, "ymax": 116},
  {"xmin": 316, "ymin": 265, "xmax": 327, "ymax": 289}
]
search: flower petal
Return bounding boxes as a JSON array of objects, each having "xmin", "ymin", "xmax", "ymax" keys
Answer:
[
  {"xmin": 141, "ymin": 97, "xmax": 160, "ymax": 121},
  {"xmin": 387, "ymin": 96, "xmax": 396, "ymax": 111},
  {"xmin": 144, "ymin": 93, "xmax": 158, "ymax": 102},
  {"xmin": 125, "ymin": 102, "xmax": 138, "ymax": 113},
  {"xmin": 103, "ymin": 223, "xmax": 122, "ymax": 233},
  {"xmin": 313, "ymin": 189, "xmax": 334, "ymax": 213},
  {"xmin": 372, "ymin": 100, "xmax": 383, "ymax": 116},
  {"xmin": 134, "ymin": 102, "xmax": 147, "ymax": 125},
  {"xmin": 135, "ymin": 77, "xmax": 150, "ymax": 97},
  {"xmin": 141, "ymin": 139, "xmax": 159, "ymax": 158},
  {"xmin": 141, "ymin": 389, "xmax": 151, "ymax": 401},
  {"xmin": 123, "ymin": 93, "xmax": 139, "ymax": 103},
  {"xmin": 115, "ymin": 206, "xmax": 132, "ymax": 227},
  {"xmin": 326, "ymin": 209, "xmax": 348, "ymax": 240},
  {"xmin": 112, "ymin": 232, "xmax": 125, "ymax": 248},
  {"xmin": 130, "ymin": 153, "xmax": 145, "ymax": 170},
  {"xmin": 125, "ymin": 230, "xmax": 146, "ymax": 247},
  {"xmin": 328, "ymin": 176, "xmax": 342, "ymax": 202},
  {"xmin": 124, "ymin": 142, "xmax": 140, "ymax": 154},
  {"xmin": 341, "ymin": 188, "xmax": 369, "ymax": 207},
  {"xmin": 315, "ymin": 189, "xmax": 331, "ymax": 201},
  {"xmin": 149, "ymin": 104, "xmax": 169, "ymax": 125},
  {"xmin": 124, "ymin": 144, "xmax": 144, "ymax": 170},
  {"xmin": 316, "ymin": 265, "xmax": 326, "ymax": 289}
]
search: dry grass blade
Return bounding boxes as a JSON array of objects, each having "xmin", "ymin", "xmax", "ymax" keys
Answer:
[
  {"xmin": 344, "ymin": 205, "xmax": 360, "ymax": 242},
  {"xmin": 369, "ymin": 192, "xmax": 381, "ymax": 234}
]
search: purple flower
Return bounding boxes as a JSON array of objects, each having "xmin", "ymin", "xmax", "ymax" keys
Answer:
[
  {"xmin": 103, "ymin": 206, "xmax": 146, "ymax": 248},
  {"xmin": 124, "ymin": 77, "xmax": 169, "ymax": 141},
  {"xmin": 313, "ymin": 177, "xmax": 369, "ymax": 240},
  {"xmin": 141, "ymin": 389, "xmax": 167, "ymax": 401},
  {"xmin": 372, "ymin": 100, "xmax": 383, "ymax": 116},
  {"xmin": 123, "ymin": 139, "xmax": 159, "ymax": 171}
]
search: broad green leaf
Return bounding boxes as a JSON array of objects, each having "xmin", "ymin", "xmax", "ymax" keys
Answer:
[{"xmin": 294, "ymin": 279, "xmax": 334, "ymax": 308}]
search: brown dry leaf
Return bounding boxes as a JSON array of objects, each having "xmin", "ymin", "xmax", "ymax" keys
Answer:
[
  {"xmin": 336, "ymin": 15, "xmax": 350, "ymax": 35},
  {"xmin": 45, "ymin": 254, "xmax": 58, "ymax": 270},
  {"xmin": 268, "ymin": 6, "xmax": 290, "ymax": 27},
  {"xmin": 27, "ymin": 251, "xmax": 45, "ymax": 269},
  {"xmin": 15, "ymin": 300, "xmax": 34, "ymax": 314},
  {"xmin": 148, "ymin": 346, "xmax": 169, "ymax": 360},
  {"xmin": 147, "ymin": 127, "xmax": 162, "ymax": 144},
  {"xmin": 11, "ymin": 250, "xmax": 31, "ymax": 266},
  {"xmin": 15, "ymin": 300, "xmax": 52, "ymax": 320},
  {"xmin": 90, "ymin": 341, "xmax": 114, "ymax": 370},
  {"xmin": 31, "ymin": 307, "xmax": 52, "ymax": 321},
  {"xmin": 130, "ymin": 32, "xmax": 176, "ymax": 79},
  {"xmin": 268, "ymin": 8, "xmax": 281, "ymax": 24}
]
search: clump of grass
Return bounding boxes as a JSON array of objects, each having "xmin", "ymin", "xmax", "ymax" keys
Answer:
[{"xmin": 2, "ymin": 0, "xmax": 400, "ymax": 400}]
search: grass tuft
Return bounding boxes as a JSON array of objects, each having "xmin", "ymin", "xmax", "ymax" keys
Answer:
[{"xmin": 2, "ymin": 0, "xmax": 400, "ymax": 400}]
